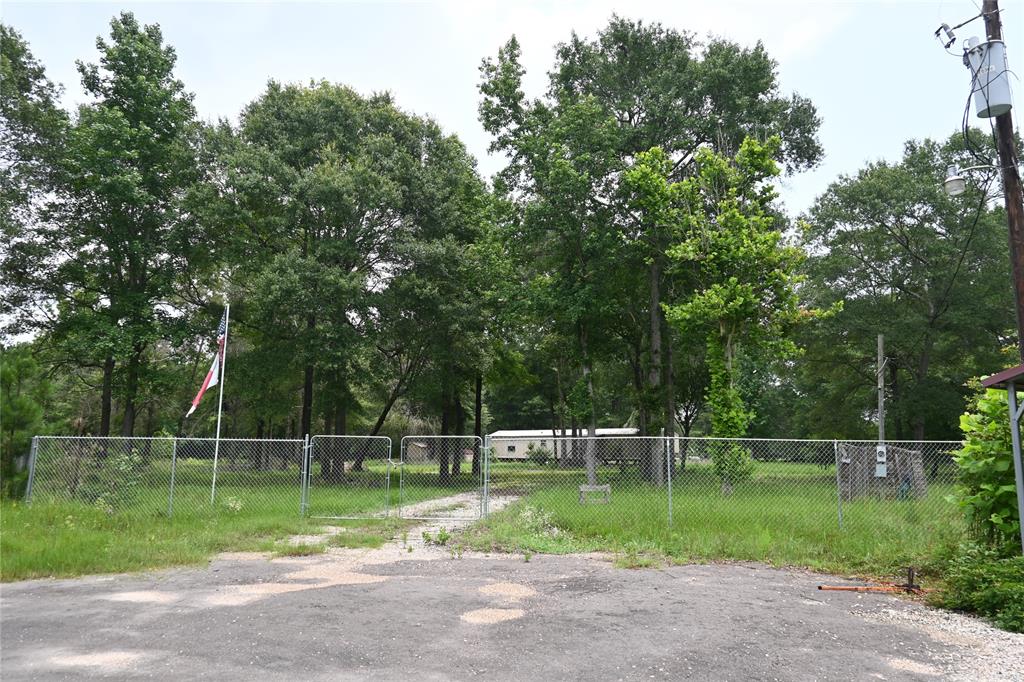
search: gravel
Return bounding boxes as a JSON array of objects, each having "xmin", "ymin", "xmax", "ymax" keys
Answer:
[{"xmin": 857, "ymin": 600, "xmax": 1024, "ymax": 680}]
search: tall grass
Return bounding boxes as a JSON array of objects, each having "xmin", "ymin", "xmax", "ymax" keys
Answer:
[
  {"xmin": 4, "ymin": 458, "xmax": 484, "ymax": 581},
  {"xmin": 466, "ymin": 461, "xmax": 964, "ymax": 577}
]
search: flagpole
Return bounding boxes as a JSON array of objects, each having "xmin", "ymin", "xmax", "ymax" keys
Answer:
[{"xmin": 210, "ymin": 302, "xmax": 229, "ymax": 504}]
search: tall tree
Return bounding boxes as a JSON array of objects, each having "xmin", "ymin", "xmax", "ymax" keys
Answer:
[
  {"xmin": 662, "ymin": 137, "xmax": 808, "ymax": 493},
  {"xmin": 4, "ymin": 13, "xmax": 203, "ymax": 436},
  {"xmin": 479, "ymin": 18, "xmax": 822, "ymax": 478},
  {"xmin": 796, "ymin": 133, "xmax": 1012, "ymax": 440},
  {"xmin": 0, "ymin": 24, "xmax": 67, "ymax": 245}
]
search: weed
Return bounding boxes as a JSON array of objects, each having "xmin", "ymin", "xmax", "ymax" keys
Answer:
[{"xmin": 274, "ymin": 543, "xmax": 327, "ymax": 557}]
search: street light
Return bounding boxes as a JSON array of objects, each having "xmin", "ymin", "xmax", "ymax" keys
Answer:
[
  {"xmin": 943, "ymin": 166, "xmax": 967, "ymax": 196},
  {"xmin": 942, "ymin": 164, "xmax": 998, "ymax": 197}
]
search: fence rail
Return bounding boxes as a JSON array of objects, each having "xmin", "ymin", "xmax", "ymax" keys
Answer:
[{"xmin": 25, "ymin": 435, "xmax": 963, "ymax": 549}]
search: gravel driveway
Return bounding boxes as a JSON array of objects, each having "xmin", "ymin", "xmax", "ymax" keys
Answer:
[{"xmin": 2, "ymin": 520, "xmax": 1022, "ymax": 681}]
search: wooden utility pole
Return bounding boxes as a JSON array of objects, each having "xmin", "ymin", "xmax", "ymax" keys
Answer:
[
  {"xmin": 982, "ymin": 0, "xmax": 1024, "ymax": 361},
  {"xmin": 877, "ymin": 334, "xmax": 886, "ymax": 442}
]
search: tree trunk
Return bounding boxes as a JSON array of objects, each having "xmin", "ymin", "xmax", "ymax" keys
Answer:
[
  {"xmin": 100, "ymin": 354, "xmax": 114, "ymax": 437},
  {"xmin": 439, "ymin": 377, "xmax": 452, "ymax": 484},
  {"xmin": 256, "ymin": 418, "xmax": 267, "ymax": 471},
  {"xmin": 301, "ymin": 315, "xmax": 315, "ymax": 439},
  {"xmin": 889, "ymin": 360, "xmax": 903, "ymax": 440},
  {"xmin": 301, "ymin": 363, "xmax": 314, "ymax": 439},
  {"xmin": 664, "ymin": 323, "xmax": 676, "ymax": 477},
  {"xmin": 334, "ymin": 402, "xmax": 346, "ymax": 435},
  {"xmin": 555, "ymin": 361, "xmax": 569, "ymax": 468},
  {"xmin": 648, "ymin": 258, "xmax": 663, "ymax": 427},
  {"xmin": 579, "ymin": 324, "xmax": 598, "ymax": 486},
  {"xmin": 121, "ymin": 351, "xmax": 141, "ymax": 436},
  {"xmin": 472, "ymin": 373, "xmax": 482, "ymax": 476},
  {"xmin": 452, "ymin": 395, "xmax": 466, "ymax": 476},
  {"xmin": 913, "ymin": 332, "xmax": 934, "ymax": 442},
  {"xmin": 549, "ymin": 393, "xmax": 561, "ymax": 464},
  {"xmin": 630, "ymin": 350, "xmax": 647, "ymax": 436}
]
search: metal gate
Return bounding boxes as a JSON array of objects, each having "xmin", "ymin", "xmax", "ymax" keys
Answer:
[
  {"xmin": 398, "ymin": 435, "xmax": 484, "ymax": 520},
  {"xmin": 302, "ymin": 435, "xmax": 393, "ymax": 518}
]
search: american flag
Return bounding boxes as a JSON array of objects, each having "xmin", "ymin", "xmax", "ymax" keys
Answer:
[{"xmin": 186, "ymin": 309, "xmax": 228, "ymax": 418}]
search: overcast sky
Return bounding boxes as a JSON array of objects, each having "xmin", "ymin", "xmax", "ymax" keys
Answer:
[{"xmin": 3, "ymin": 0, "xmax": 1016, "ymax": 215}]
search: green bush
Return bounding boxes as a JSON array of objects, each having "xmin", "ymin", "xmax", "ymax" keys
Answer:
[
  {"xmin": 526, "ymin": 443, "xmax": 552, "ymax": 466},
  {"xmin": 954, "ymin": 383, "xmax": 1021, "ymax": 551},
  {"xmin": 79, "ymin": 448, "xmax": 145, "ymax": 513},
  {"xmin": 936, "ymin": 543, "xmax": 1024, "ymax": 633},
  {"xmin": 710, "ymin": 441, "xmax": 754, "ymax": 495}
]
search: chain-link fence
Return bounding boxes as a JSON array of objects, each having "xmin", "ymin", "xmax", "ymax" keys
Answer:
[
  {"xmin": 398, "ymin": 435, "xmax": 484, "ymax": 519},
  {"xmin": 25, "ymin": 434, "xmax": 963, "ymax": 553},
  {"xmin": 485, "ymin": 436, "xmax": 962, "ymax": 549},
  {"xmin": 303, "ymin": 436, "xmax": 393, "ymax": 518},
  {"xmin": 26, "ymin": 436, "xmax": 303, "ymax": 517},
  {"xmin": 485, "ymin": 436, "xmax": 671, "ymax": 525}
]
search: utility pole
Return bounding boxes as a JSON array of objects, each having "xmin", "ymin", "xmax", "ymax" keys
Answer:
[
  {"xmin": 983, "ymin": 0, "xmax": 1024, "ymax": 362},
  {"xmin": 877, "ymin": 334, "xmax": 886, "ymax": 442}
]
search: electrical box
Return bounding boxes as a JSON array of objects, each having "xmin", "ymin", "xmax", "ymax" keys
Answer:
[
  {"xmin": 965, "ymin": 38, "xmax": 1013, "ymax": 118},
  {"xmin": 874, "ymin": 445, "xmax": 888, "ymax": 478}
]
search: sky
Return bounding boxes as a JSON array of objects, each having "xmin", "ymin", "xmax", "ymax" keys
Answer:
[{"xmin": 2, "ymin": 0, "xmax": 1017, "ymax": 215}]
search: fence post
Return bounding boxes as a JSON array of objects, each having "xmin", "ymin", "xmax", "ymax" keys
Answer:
[
  {"xmin": 398, "ymin": 437, "xmax": 406, "ymax": 519},
  {"xmin": 665, "ymin": 433, "xmax": 673, "ymax": 527},
  {"xmin": 168, "ymin": 438, "xmax": 178, "ymax": 517},
  {"xmin": 384, "ymin": 437, "xmax": 392, "ymax": 519},
  {"xmin": 300, "ymin": 435, "xmax": 310, "ymax": 516},
  {"xmin": 25, "ymin": 436, "xmax": 39, "ymax": 503},
  {"xmin": 486, "ymin": 434, "xmax": 494, "ymax": 517},
  {"xmin": 833, "ymin": 440, "xmax": 844, "ymax": 529}
]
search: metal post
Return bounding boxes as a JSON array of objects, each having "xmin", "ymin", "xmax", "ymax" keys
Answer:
[
  {"xmin": 168, "ymin": 439, "xmax": 178, "ymax": 517},
  {"xmin": 384, "ymin": 437, "xmax": 392, "ymax": 518},
  {"xmin": 210, "ymin": 302, "xmax": 230, "ymax": 504},
  {"xmin": 398, "ymin": 437, "xmax": 405, "ymax": 519},
  {"xmin": 300, "ymin": 434, "xmax": 310, "ymax": 516},
  {"xmin": 483, "ymin": 434, "xmax": 491, "ymax": 517},
  {"xmin": 666, "ymin": 433, "xmax": 673, "ymax": 527},
  {"xmin": 25, "ymin": 436, "xmax": 39, "ymax": 503},
  {"xmin": 1004, "ymin": 382, "xmax": 1024, "ymax": 554},
  {"xmin": 833, "ymin": 440, "xmax": 844, "ymax": 529}
]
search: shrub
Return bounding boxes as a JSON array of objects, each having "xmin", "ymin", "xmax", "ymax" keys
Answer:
[
  {"xmin": 526, "ymin": 443, "xmax": 552, "ymax": 466},
  {"xmin": 936, "ymin": 543, "xmax": 1024, "ymax": 633},
  {"xmin": 79, "ymin": 448, "xmax": 145, "ymax": 513},
  {"xmin": 954, "ymin": 383, "xmax": 1021, "ymax": 551},
  {"xmin": 710, "ymin": 441, "xmax": 754, "ymax": 495}
]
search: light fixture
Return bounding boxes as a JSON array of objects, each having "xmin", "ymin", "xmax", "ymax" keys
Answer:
[
  {"xmin": 943, "ymin": 163, "xmax": 1000, "ymax": 197},
  {"xmin": 943, "ymin": 165, "xmax": 967, "ymax": 197}
]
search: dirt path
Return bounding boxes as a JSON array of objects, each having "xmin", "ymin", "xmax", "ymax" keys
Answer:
[{"xmin": 288, "ymin": 492, "xmax": 519, "ymax": 548}]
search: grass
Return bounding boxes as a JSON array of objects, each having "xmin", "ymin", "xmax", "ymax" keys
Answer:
[
  {"xmin": 8, "ymin": 454, "xmax": 963, "ymax": 584},
  {"xmin": 463, "ymin": 461, "xmax": 965, "ymax": 580},
  {"xmin": 0, "ymin": 498, "xmax": 315, "ymax": 581},
  {"xmin": 3, "ymin": 456, "xmax": 464, "ymax": 581},
  {"xmin": 274, "ymin": 543, "xmax": 328, "ymax": 557}
]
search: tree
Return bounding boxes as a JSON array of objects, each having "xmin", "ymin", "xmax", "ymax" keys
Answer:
[
  {"xmin": 479, "ymin": 18, "xmax": 821, "ymax": 480},
  {"xmin": 218, "ymin": 81, "xmax": 495, "ymax": 484},
  {"xmin": 0, "ymin": 24, "xmax": 67, "ymax": 245},
  {"xmin": 797, "ymin": 132, "xmax": 1012, "ymax": 441},
  {"xmin": 0, "ymin": 344, "xmax": 48, "ymax": 496},
  {"xmin": 663, "ymin": 138, "xmax": 807, "ymax": 491},
  {"xmin": 4, "ymin": 13, "xmax": 204, "ymax": 436}
]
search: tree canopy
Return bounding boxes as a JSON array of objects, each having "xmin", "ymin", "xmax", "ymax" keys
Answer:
[{"xmin": 1, "ymin": 13, "xmax": 1014, "ymax": 483}]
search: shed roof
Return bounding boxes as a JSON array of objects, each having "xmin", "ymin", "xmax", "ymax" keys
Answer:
[{"xmin": 981, "ymin": 364, "xmax": 1024, "ymax": 390}]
